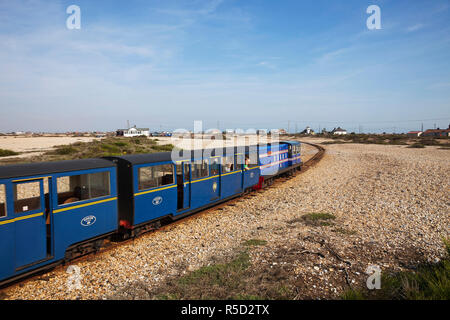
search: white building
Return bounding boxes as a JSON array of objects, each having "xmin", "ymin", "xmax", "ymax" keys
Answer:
[
  {"xmin": 300, "ymin": 126, "xmax": 315, "ymax": 135},
  {"xmin": 116, "ymin": 126, "xmax": 150, "ymax": 137}
]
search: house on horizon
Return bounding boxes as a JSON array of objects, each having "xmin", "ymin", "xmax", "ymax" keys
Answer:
[
  {"xmin": 331, "ymin": 127, "xmax": 347, "ymax": 135},
  {"xmin": 116, "ymin": 126, "xmax": 150, "ymax": 137},
  {"xmin": 422, "ymin": 125, "xmax": 450, "ymax": 137},
  {"xmin": 300, "ymin": 126, "xmax": 315, "ymax": 135}
]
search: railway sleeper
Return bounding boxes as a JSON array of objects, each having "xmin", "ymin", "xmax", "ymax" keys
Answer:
[
  {"xmin": 64, "ymin": 238, "xmax": 106, "ymax": 263},
  {"xmin": 131, "ymin": 220, "xmax": 162, "ymax": 238}
]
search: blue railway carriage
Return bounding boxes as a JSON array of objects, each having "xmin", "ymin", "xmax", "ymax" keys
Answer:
[
  {"xmin": 256, "ymin": 141, "xmax": 302, "ymax": 188},
  {"xmin": 107, "ymin": 146, "xmax": 260, "ymax": 238},
  {"xmin": 284, "ymin": 140, "xmax": 302, "ymax": 168},
  {"xmin": 0, "ymin": 159, "xmax": 118, "ymax": 285}
]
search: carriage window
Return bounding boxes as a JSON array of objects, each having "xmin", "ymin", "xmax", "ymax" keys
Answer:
[
  {"xmin": 57, "ymin": 171, "xmax": 110, "ymax": 205},
  {"xmin": 184, "ymin": 162, "xmax": 190, "ymax": 181},
  {"xmin": 222, "ymin": 156, "xmax": 235, "ymax": 173},
  {"xmin": 210, "ymin": 158, "xmax": 220, "ymax": 176},
  {"xmin": 0, "ymin": 184, "xmax": 6, "ymax": 217},
  {"xmin": 235, "ymin": 155, "xmax": 243, "ymax": 171},
  {"xmin": 14, "ymin": 181, "xmax": 41, "ymax": 213},
  {"xmin": 138, "ymin": 164, "xmax": 174, "ymax": 191},
  {"xmin": 176, "ymin": 162, "xmax": 190, "ymax": 181},
  {"xmin": 192, "ymin": 159, "xmax": 209, "ymax": 179}
]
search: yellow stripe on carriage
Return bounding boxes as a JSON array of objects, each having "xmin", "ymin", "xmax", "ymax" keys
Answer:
[
  {"xmin": 53, "ymin": 197, "xmax": 117, "ymax": 213},
  {"xmin": 12, "ymin": 176, "xmax": 51, "ymax": 183},
  {"xmin": 135, "ymin": 167, "xmax": 260, "ymax": 195},
  {"xmin": 0, "ymin": 212, "xmax": 44, "ymax": 225},
  {"xmin": 134, "ymin": 184, "xmax": 177, "ymax": 196}
]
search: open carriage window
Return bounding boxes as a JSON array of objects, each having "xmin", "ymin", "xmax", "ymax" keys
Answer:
[
  {"xmin": 222, "ymin": 156, "xmax": 235, "ymax": 173},
  {"xmin": 0, "ymin": 184, "xmax": 6, "ymax": 217},
  {"xmin": 138, "ymin": 164, "xmax": 174, "ymax": 191},
  {"xmin": 192, "ymin": 159, "xmax": 209, "ymax": 179},
  {"xmin": 57, "ymin": 171, "xmax": 110, "ymax": 205},
  {"xmin": 210, "ymin": 158, "xmax": 220, "ymax": 176},
  {"xmin": 14, "ymin": 181, "xmax": 41, "ymax": 213}
]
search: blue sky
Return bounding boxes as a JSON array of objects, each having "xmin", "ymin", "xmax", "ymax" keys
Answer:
[{"xmin": 0, "ymin": 0, "xmax": 449, "ymax": 133}]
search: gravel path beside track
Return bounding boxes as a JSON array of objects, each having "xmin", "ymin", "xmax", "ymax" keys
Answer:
[{"xmin": 2, "ymin": 142, "xmax": 448, "ymax": 299}]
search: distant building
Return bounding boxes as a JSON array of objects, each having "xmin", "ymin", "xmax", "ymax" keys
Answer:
[
  {"xmin": 270, "ymin": 129, "xmax": 287, "ymax": 135},
  {"xmin": 300, "ymin": 126, "xmax": 315, "ymax": 135},
  {"xmin": 422, "ymin": 126, "xmax": 450, "ymax": 137},
  {"xmin": 116, "ymin": 126, "xmax": 150, "ymax": 137},
  {"xmin": 331, "ymin": 127, "xmax": 347, "ymax": 135},
  {"xmin": 407, "ymin": 131, "xmax": 422, "ymax": 137}
]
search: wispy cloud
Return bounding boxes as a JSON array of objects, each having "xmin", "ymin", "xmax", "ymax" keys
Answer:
[
  {"xmin": 315, "ymin": 47, "xmax": 352, "ymax": 65},
  {"xmin": 406, "ymin": 24, "xmax": 425, "ymax": 33},
  {"xmin": 156, "ymin": 0, "xmax": 224, "ymax": 18}
]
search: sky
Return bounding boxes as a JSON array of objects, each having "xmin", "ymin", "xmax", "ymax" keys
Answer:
[{"xmin": 0, "ymin": 0, "xmax": 449, "ymax": 133}]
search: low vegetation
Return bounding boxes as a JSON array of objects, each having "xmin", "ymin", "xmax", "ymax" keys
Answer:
[
  {"xmin": 314, "ymin": 133, "xmax": 449, "ymax": 148},
  {"xmin": 243, "ymin": 239, "xmax": 268, "ymax": 247},
  {"xmin": 48, "ymin": 137, "xmax": 175, "ymax": 160},
  {"xmin": 332, "ymin": 227, "xmax": 357, "ymax": 235},
  {"xmin": 407, "ymin": 143, "xmax": 425, "ymax": 148},
  {"xmin": 301, "ymin": 212, "xmax": 336, "ymax": 227},
  {"xmin": 146, "ymin": 241, "xmax": 294, "ymax": 300},
  {"xmin": 0, "ymin": 136, "xmax": 175, "ymax": 164},
  {"xmin": 342, "ymin": 239, "xmax": 450, "ymax": 300},
  {"xmin": 0, "ymin": 149, "xmax": 19, "ymax": 157}
]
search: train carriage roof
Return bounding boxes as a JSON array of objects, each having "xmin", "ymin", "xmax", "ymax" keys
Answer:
[
  {"xmin": 108, "ymin": 145, "xmax": 261, "ymax": 165},
  {"xmin": 281, "ymin": 140, "xmax": 301, "ymax": 145},
  {"xmin": 107, "ymin": 152, "xmax": 175, "ymax": 165},
  {"xmin": 0, "ymin": 158, "xmax": 115, "ymax": 180}
]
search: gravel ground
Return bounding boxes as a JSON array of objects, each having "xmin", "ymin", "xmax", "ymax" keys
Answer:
[{"xmin": 1, "ymin": 142, "xmax": 449, "ymax": 299}]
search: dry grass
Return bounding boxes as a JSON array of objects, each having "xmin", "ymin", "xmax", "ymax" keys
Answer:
[{"xmin": 0, "ymin": 137, "xmax": 175, "ymax": 164}]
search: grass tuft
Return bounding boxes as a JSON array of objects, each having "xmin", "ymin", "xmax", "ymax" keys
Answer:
[
  {"xmin": 301, "ymin": 213, "xmax": 336, "ymax": 227},
  {"xmin": 0, "ymin": 149, "xmax": 19, "ymax": 157},
  {"xmin": 341, "ymin": 238, "xmax": 450, "ymax": 300},
  {"xmin": 407, "ymin": 143, "xmax": 425, "ymax": 148},
  {"xmin": 243, "ymin": 239, "xmax": 267, "ymax": 247}
]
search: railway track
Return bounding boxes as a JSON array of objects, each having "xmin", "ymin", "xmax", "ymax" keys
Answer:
[{"xmin": 1, "ymin": 141, "xmax": 325, "ymax": 291}]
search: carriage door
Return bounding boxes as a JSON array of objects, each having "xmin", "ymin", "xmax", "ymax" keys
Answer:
[
  {"xmin": 183, "ymin": 162, "xmax": 191, "ymax": 209},
  {"xmin": 13, "ymin": 178, "xmax": 48, "ymax": 269},
  {"xmin": 177, "ymin": 162, "xmax": 191, "ymax": 211}
]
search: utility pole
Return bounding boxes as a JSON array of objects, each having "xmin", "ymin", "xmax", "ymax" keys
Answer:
[
  {"xmin": 288, "ymin": 121, "xmax": 290, "ymax": 134},
  {"xmin": 421, "ymin": 123, "xmax": 423, "ymax": 132}
]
